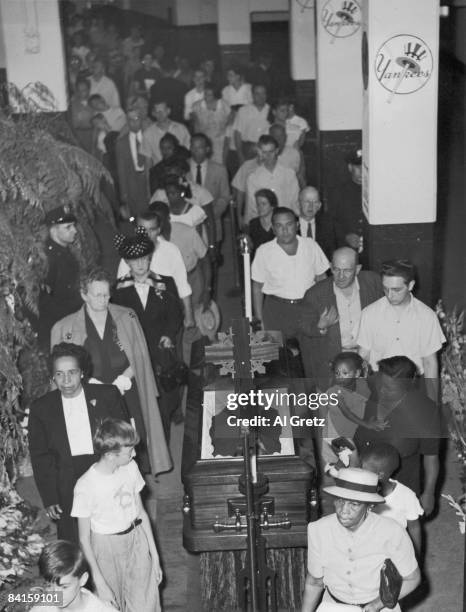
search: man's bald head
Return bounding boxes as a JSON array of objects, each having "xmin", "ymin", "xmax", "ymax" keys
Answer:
[
  {"xmin": 331, "ymin": 247, "xmax": 361, "ymax": 289},
  {"xmin": 298, "ymin": 186, "xmax": 321, "ymax": 220}
]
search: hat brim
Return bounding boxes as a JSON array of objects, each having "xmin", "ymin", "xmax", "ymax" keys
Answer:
[{"xmin": 323, "ymin": 485, "xmax": 385, "ymax": 504}]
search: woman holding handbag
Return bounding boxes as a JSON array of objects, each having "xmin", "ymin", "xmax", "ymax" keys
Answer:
[{"xmin": 112, "ymin": 229, "xmax": 185, "ymax": 442}]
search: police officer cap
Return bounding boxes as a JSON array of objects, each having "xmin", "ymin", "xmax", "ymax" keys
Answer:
[
  {"xmin": 345, "ymin": 148, "xmax": 362, "ymax": 165},
  {"xmin": 45, "ymin": 205, "xmax": 77, "ymax": 226},
  {"xmin": 114, "ymin": 227, "xmax": 154, "ymax": 260}
]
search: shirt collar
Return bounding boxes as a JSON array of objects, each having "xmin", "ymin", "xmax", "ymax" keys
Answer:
[{"xmin": 333, "ymin": 276, "xmax": 360, "ymax": 298}]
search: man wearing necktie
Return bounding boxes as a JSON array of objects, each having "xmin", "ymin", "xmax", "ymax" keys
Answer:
[
  {"xmin": 116, "ymin": 110, "xmax": 151, "ymax": 220},
  {"xmin": 297, "ymin": 186, "xmax": 336, "ymax": 260}
]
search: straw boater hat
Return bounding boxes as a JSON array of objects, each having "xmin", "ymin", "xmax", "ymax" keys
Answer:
[
  {"xmin": 194, "ymin": 300, "xmax": 220, "ymax": 341},
  {"xmin": 323, "ymin": 467, "xmax": 385, "ymax": 504}
]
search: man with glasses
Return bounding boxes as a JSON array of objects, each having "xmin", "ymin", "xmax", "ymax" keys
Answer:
[
  {"xmin": 297, "ymin": 186, "xmax": 337, "ymax": 259},
  {"xmin": 298, "ymin": 247, "xmax": 383, "ymax": 388}
]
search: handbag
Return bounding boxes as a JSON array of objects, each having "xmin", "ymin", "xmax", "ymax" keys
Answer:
[
  {"xmin": 379, "ymin": 558, "xmax": 402, "ymax": 609},
  {"xmin": 155, "ymin": 347, "xmax": 189, "ymax": 392}
]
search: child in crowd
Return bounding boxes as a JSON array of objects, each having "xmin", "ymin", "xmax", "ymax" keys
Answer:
[
  {"xmin": 361, "ymin": 442, "xmax": 423, "ymax": 557},
  {"xmin": 71, "ymin": 419, "xmax": 162, "ymax": 612},
  {"xmin": 30, "ymin": 540, "xmax": 112, "ymax": 611},
  {"xmin": 321, "ymin": 352, "xmax": 387, "ymax": 472}
]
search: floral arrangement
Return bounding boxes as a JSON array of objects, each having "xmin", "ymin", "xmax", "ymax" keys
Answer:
[
  {"xmin": 0, "ymin": 83, "xmax": 112, "ymax": 596},
  {"xmin": 436, "ymin": 301, "xmax": 466, "ymax": 531},
  {"xmin": 0, "ymin": 468, "xmax": 44, "ymax": 589}
]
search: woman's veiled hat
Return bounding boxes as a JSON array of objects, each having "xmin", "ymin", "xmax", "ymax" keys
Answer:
[{"xmin": 113, "ymin": 227, "xmax": 154, "ymax": 260}]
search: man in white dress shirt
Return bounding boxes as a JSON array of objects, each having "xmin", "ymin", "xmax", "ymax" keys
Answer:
[
  {"xmin": 357, "ymin": 259, "xmax": 445, "ymax": 400},
  {"xmin": 252, "ymin": 207, "xmax": 329, "ymax": 339},
  {"xmin": 245, "ymin": 135, "xmax": 300, "ymax": 224},
  {"xmin": 141, "ymin": 100, "xmax": 191, "ymax": 165},
  {"xmin": 234, "ymin": 84, "xmax": 270, "ymax": 165}
]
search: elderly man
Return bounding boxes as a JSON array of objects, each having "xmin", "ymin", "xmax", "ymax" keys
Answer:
[
  {"xmin": 115, "ymin": 110, "xmax": 151, "ymax": 219},
  {"xmin": 357, "ymin": 259, "xmax": 445, "ymax": 400},
  {"xmin": 252, "ymin": 207, "xmax": 329, "ymax": 339},
  {"xmin": 302, "ymin": 467, "xmax": 420, "ymax": 611},
  {"xmin": 245, "ymin": 135, "xmax": 300, "ymax": 224},
  {"xmin": 298, "ymin": 247, "xmax": 383, "ymax": 388},
  {"xmin": 297, "ymin": 186, "xmax": 337, "ymax": 259}
]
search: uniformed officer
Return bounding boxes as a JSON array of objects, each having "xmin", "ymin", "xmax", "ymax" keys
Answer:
[{"xmin": 37, "ymin": 205, "xmax": 82, "ymax": 351}]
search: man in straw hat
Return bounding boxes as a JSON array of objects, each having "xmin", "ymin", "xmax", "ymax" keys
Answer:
[{"xmin": 301, "ymin": 468, "xmax": 420, "ymax": 611}]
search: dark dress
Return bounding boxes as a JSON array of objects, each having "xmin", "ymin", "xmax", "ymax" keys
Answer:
[
  {"xmin": 83, "ymin": 310, "xmax": 150, "ymax": 471},
  {"xmin": 354, "ymin": 387, "xmax": 442, "ymax": 494},
  {"xmin": 112, "ymin": 272, "xmax": 184, "ymax": 441},
  {"xmin": 248, "ymin": 217, "xmax": 274, "ymax": 252}
]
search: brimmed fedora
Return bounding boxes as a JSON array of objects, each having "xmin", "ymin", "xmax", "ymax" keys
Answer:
[
  {"xmin": 194, "ymin": 300, "xmax": 220, "ymax": 341},
  {"xmin": 323, "ymin": 467, "xmax": 384, "ymax": 504}
]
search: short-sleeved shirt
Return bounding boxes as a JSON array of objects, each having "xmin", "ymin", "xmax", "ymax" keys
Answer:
[
  {"xmin": 286, "ymin": 114, "xmax": 310, "ymax": 148},
  {"xmin": 170, "ymin": 221, "xmax": 208, "ymax": 272},
  {"xmin": 89, "ymin": 75, "xmax": 120, "ymax": 109},
  {"xmin": 307, "ymin": 512, "xmax": 418, "ymax": 605},
  {"xmin": 71, "ymin": 460, "xmax": 145, "ymax": 534},
  {"xmin": 231, "ymin": 158, "xmax": 260, "ymax": 193},
  {"xmin": 141, "ymin": 121, "xmax": 191, "ymax": 165},
  {"xmin": 251, "ymin": 236, "xmax": 329, "ymax": 300},
  {"xmin": 117, "ymin": 237, "xmax": 192, "ymax": 298},
  {"xmin": 221, "ymin": 83, "xmax": 252, "ymax": 107},
  {"xmin": 277, "ymin": 146, "xmax": 300, "ymax": 174},
  {"xmin": 234, "ymin": 103, "xmax": 270, "ymax": 143},
  {"xmin": 372, "ymin": 479, "xmax": 424, "ymax": 528},
  {"xmin": 356, "ymin": 295, "xmax": 445, "ymax": 373},
  {"xmin": 245, "ymin": 163, "xmax": 300, "ymax": 224},
  {"xmin": 184, "ymin": 87, "xmax": 205, "ymax": 120}
]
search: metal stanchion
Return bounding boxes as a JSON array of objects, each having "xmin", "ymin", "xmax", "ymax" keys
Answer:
[{"xmin": 226, "ymin": 198, "xmax": 242, "ymax": 297}]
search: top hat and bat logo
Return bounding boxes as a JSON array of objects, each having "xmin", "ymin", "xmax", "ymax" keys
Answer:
[
  {"xmin": 375, "ymin": 34, "xmax": 434, "ymax": 101},
  {"xmin": 321, "ymin": 0, "xmax": 362, "ymax": 39}
]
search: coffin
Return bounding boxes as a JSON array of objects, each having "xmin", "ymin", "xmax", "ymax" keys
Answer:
[{"xmin": 182, "ymin": 376, "xmax": 317, "ymax": 553}]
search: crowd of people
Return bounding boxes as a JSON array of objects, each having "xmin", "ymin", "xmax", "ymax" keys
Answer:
[{"xmin": 24, "ymin": 6, "xmax": 449, "ymax": 612}]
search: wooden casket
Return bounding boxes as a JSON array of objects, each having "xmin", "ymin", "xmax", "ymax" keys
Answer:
[{"xmin": 182, "ymin": 375, "xmax": 318, "ymax": 612}]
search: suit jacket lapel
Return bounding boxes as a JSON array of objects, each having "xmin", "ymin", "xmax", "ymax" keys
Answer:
[{"xmin": 55, "ymin": 392, "xmax": 73, "ymax": 460}]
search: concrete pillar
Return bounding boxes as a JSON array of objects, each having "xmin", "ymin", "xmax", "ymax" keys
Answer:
[
  {"xmin": 315, "ymin": 0, "xmax": 363, "ymax": 214},
  {"xmin": 362, "ymin": 0, "xmax": 439, "ymax": 303},
  {"xmin": 0, "ymin": 0, "xmax": 68, "ymax": 112},
  {"xmin": 289, "ymin": 0, "xmax": 317, "ymax": 131},
  {"xmin": 217, "ymin": 0, "xmax": 251, "ymax": 71}
]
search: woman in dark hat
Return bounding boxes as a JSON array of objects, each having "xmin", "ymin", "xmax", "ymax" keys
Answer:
[{"xmin": 112, "ymin": 229, "xmax": 185, "ymax": 441}]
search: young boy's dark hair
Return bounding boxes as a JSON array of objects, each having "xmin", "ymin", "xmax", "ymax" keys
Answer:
[
  {"xmin": 38, "ymin": 540, "xmax": 89, "ymax": 585},
  {"xmin": 360, "ymin": 442, "xmax": 400, "ymax": 478},
  {"xmin": 331, "ymin": 351, "xmax": 364, "ymax": 374},
  {"xmin": 93, "ymin": 418, "xmax": 140, "ymax": 457}
]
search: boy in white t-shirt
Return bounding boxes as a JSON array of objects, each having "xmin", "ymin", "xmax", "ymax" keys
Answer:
[
  {"xmin": 30, "ymin": 540, "xmax": 113, "ymax": 612},
  {"xmin": 71, "ymin": 419, "xmax": 162, "ymax": 612},
  {"xmin": 286, "ymin": 103, "xmax": 310, "ymax": 149},
  {"xmin": 361, "ymin": 442, "xmax": 424, "ymax": 557}
]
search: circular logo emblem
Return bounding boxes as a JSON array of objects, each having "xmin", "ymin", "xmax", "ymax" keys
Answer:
[
  {"xmin": 321, "ymin": 0, "xmax": 362, "ymax": 38},
  {"xmin": 375, "ymin": 34, "xmax": 433, "ymax": 96}
]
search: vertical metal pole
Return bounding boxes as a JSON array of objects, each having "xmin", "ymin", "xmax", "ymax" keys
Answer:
[{"xmin": 243, "ymin": 431, "xmax": 259, "ymax": 612}]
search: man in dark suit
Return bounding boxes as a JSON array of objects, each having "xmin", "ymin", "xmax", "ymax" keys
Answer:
[
  {"xmin": 28, "ymin": 343, "xmax": 129, "ymax": 543},
  {"xmin": 298, "ymin": 247, "xmax": 383, "ymax": 388},
  {"xmin": 297, "ymin": 186, "xmax": 337, "ymax": 260},
  {"xmin": 115, "ymin": 110, "xmax": 151, "ymax": 220}
]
